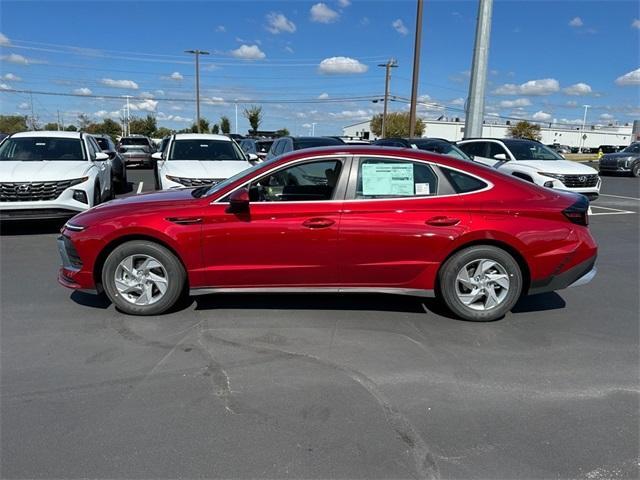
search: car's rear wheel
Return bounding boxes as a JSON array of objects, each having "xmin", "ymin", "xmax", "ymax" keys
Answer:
[
  {"xmin": 438, "ymin": 246, "xmax": 523, "ymax": 321},
  {"xmin": 101, "ymin": 240, "xmax": 186, "ymax": 315}
]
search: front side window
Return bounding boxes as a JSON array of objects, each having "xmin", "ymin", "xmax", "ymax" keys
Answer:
[
  {"xmin": 355, "ymin": 158, "xmax": 438, "ymax": 199},
  {"xmin": 94, "ymin": 137, "xmax": 110, "ymax": 151},
  {"xmin": 168, "ymin": 139, "xmax": 245, "ymax": 161},
  {"xmin": 240, "ymin": 140, "xmax": 256, "ymax": 154},
  {"xmin": 488, "ymin": 142, "xmax": 509, "ymax": 159},
  {"xmin": 0, "ymin": 137, "xmax": 86, "ymax": 161},
  {"xmin": 458, "ymin": 142, "xmax": 487, "ymax": 158},
  {"xmin": 249, "ymin": 159, "xmax": 342, "ymax": 202}
]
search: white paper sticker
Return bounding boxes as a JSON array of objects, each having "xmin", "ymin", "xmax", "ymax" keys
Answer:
[
  {"xmin": 362, "ymin": 163, "xmax": 414, "ymax": 196},
  {"xmin": 415, "ymin": 183, "xmax": 430, "ymax": 195}
]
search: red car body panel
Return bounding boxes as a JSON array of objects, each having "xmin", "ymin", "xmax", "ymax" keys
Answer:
[{"xmin": 58, "ymin": 146, "xmax": 597, "ymax": 297}]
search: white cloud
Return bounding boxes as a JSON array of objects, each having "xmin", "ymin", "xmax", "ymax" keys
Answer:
[
  {"xmin": 494, "ymin": 78, "xmax": 560, "ymax": 95},
  {"xmin": 2, "ymin": 73, "xmax": 20, "ymax": 81},
  {"xmin": 569, "ymin": 17, "xmax": 584, "ymax": 27},
  {"xmin": 532, "ymin": 111, "xmax": 552, "ymax": 121},
  {"xmin": 231, "ymin": 44, "xmax": 266, "ymax": 60},
  {"xmin": 310, "ymin": 3, "xmax": 339, "ymax": 23},
  {"xmin": 328, "ymin": 109, "xmax": 372, "ymax": 120},
  {"xmin": 162, "ymin": 71, "xmax": 183, "ymax": 81},
  {"xmin": 140, "ymin": 91, "xmax": 155, "ymax": 99},
  {"xmin": 566, "ymin": 100, "xmax": 578, "ymax": 107},
  {"xmin": 284, "ymin": 46, "xmax": 294, "ymax": 54},
  {"xmin": 559, "ymin": 118, "xmax": 583, "ymax": 125},
  {"xmin": 101, "ymin": 78, "xmax": 139, "ymax": 89},
  {"xmin": 0, "ymin": 83, "xmax": 11, "ymax": 90},
  {"xmin": 633, "ymin": 19, "xmax": 640, "ymax": 29},
  {"xmin": 129, "ymin": 99, "xmax": 158, "ymax": 112},
  {"xmin": 615, "ymin": 68, "xmax": 640, "ymax": 86},
  {"xmin": 498, "ymin": 98, "xmax": 531, "ymax": 108},
  {"xmin": 1, "ymin": 53, "xmax": 29, "ymax": 65},
  {"xmin": 94, "ymin": 110, "xmax": 121, "ymax": 119},
  {"xmin": 0, "ymin": 33, "xmax": 9, "ymax": 46},
  {"xmin": 318, "ymin": 56, "xmax": 368, "ymax": 74},
  {"xmin": 302, "ymin": 123, "xmax": 312, "ymax": 129},
  {"xmin": 18, "ymin": 102, "xmax": 29, "ymax": 110},
  {"xmin": 154, "ymin": 89, "xmax": 165, "ymax": 96},
  {"xmin": 73, "ymin": 87, "xmax": 92, "ymax": 96},
  {"xmin": 266, "ymin": 12, "xmax": 296, "ymax": 34},
  {"xmin": 563, "ymin": 82, "xmax": 592, "ymax": 95},
  {"xmin": 204, "ymin": 96, "xmax": 226, "ymax": 105},
  {"xmin": 157, "ymin": 112, "xmax": 192, "ymax": 123},
  {"xmin": 600, "ymin": 113, "xmax": 615, "ymax": 121},
  {"xmin": 318, "ymin": 92, "xmax": 329, "ymax": 99},
  {"xmin": 392, "ymin": 19, "xmax": 409, "ymax": 35},
  {"xmin": 450, "ymin": 97, "xmax": 465, "ymax": 106},
  {"xmin": 360, "ymin": 17, "xmax": 370, "ymax": 26},
  {"xmin": 338, "ymin": 0, "xmax": 351, "ymax": 6},
  {"xmin": 215, "ymin": 25, "xmax": 226, "ymax": 32}
]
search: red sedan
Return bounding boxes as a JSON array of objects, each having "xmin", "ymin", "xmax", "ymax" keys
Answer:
[{"xmin": 57, "ymin": 146, "xmax": 597, "ymax": 321}]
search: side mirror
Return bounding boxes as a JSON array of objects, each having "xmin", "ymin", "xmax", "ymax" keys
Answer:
[
  {"xmin": 493, "ymin": 153, "xmax": 507, "ymax": 161},
  {"xmin": 226, "ymin": 187, "xmax": 250, "ymax": 214},
  {"xmin": 151, "ymin": 152, "xmax": 163, "ymax": 160},
  {"xmin": 95, "ymin": 152, "xmax": 109, "ymax": 161},
  {"xmin": 107, "ymin": 151, "xmax": 116, "ymax": 160},
  {"xmin": 247, "ymin": 153, "xmax": 259, "ymax": 163}
]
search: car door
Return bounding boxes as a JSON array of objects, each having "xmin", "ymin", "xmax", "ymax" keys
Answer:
[
  {"xmin": 337, "ymin": 156, "xmax": 470, "ymax": 289},
  {"xmin": 459, "ymin": 141, "xmax": 496, "ymax": 166},
  {"xmin": 200, "ymin": 156, "xmax": 349, "ymax": 288}
]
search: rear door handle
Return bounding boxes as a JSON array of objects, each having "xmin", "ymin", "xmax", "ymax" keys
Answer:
[
  {"xmin": 302, "ymin": 217, "xmax": 335, "ymax": 229},
  {"xmin": 425, "ymin": 216, "xmax": 460, "ymax": 227}
]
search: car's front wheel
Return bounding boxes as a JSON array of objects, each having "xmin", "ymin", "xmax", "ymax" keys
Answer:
[
  {"xmin": 438, "ymin": 245, "xmax": 523, "ymax": 321},
  {"xmin": 101, "ymin": 240, "xmax": 186, "ymax": 315},
  {"xmin": 632, "ymin": 162, "xmax": 640, "ymax": 178}
]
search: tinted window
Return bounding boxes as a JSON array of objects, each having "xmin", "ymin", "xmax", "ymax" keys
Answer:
[
  {"xmin": 240, "ymin": 140, "xmax": 256, "ymax": 154},
  {"xmin": 94, "ymin": 137, "xmax": 111, "ymax": 150},
  {"xmin": 502, "ymin": 140, "xmax": 563, "ymax": 160},
  {"xmin": 249, "ymin": 160, "xmax": 342, "ymax": 202},
  {"xmin": 458, "ymin": 142, "xmax": 487, "ymax": 158},
  {"xmin": 413, "ymin": 140, "xmax": 471, "ymax": 160},
  {"xmin": 488, "ymin": 142, "xmax": 509, "ymax": 159},
  {"xmin": 375, "ymin": 139, "xmax": 409, "ymax": 148},
  {"xmin": 169, "ymin": 140, "xmax": 244, "ymax": 161},
  {"xmin": 355, "ymin": 158, "xmax": 438, "ymax": 199},
  {"xmin": 292, "ymin": 138, "xmax": 343, "ymax": 150},
  {"xmin": 441, "ymin": 168, "xmax": 488, "ymax": 193},
  {"xmin": 623, "ymin": 143, "xmax": 640, "ymax": 153},
  {"xmin": 0, "ymin": 137, "xmax": 86, "ymax": 161},
  {"xmin": 256, "ymin": 140, "xmax": 273, "ymax": 153},
  {"xmin": 120, "ymin": 137, "xmax": 149, "ymax": 146}
]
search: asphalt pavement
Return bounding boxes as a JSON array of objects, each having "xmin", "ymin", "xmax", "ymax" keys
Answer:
[{"xmin": 1, "ymin": 167, "xmax": 638, "ymax": 479}]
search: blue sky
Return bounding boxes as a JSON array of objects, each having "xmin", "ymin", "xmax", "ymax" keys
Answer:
[{"xmin": 1, "ymin": 0, "xmax": 638, "ymax": 136}]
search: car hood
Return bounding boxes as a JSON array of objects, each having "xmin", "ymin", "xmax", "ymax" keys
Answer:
[
  {"xmin": 0, "ymin": 161, "xmax": 90, "ymax": 182},
  {"xmin": 161, "ymin": 160, "xmax": 252, "ymax": 179},
  {"xmin": 602, "ymin": 152, "xmax": 638, "ymax": 160},
  {"xmin": 509, "ymin": 160, "xmax": 598, "ymax": 174}
]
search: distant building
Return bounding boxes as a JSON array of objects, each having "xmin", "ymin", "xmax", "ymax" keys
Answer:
[{"xmin": 342, "ymin": 118, "xmax": 636, "ymax": 149}]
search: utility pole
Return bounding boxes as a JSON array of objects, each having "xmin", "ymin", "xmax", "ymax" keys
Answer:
[
  {"xmin": 234, "ymin": 101, "xmax": 238, "ymax": 134},
  {"xmin": 464, "ymin": 0, "xmax": 494, "ymax": 139},
  {"xmin": 377, "ymin": 58, "xmax": 398, "ymax": 138},
  {"xmin": 29, "ymin": 93, "xmax": 35, "ymax": 130},
  {"xmin": 123, "ymin": 95, "xmax": 131, "ymax": 136},
  {"xmin": 57, "ymin": 110, "xmax": 62, "ymax": 130},
  {"xmin": 185, "ymin": 49, "xmax": 210, "ymax": 133},
  {"xmin": 311, "ymin": 122, "xmax": 317, "ymax": 136},
  {"xmin": 580, "ymin": 105, "xmax": 590, "ymax": 153},
  {"xmin": 408, "ymin": 0, "xmax": 424, "ymax": 137}
]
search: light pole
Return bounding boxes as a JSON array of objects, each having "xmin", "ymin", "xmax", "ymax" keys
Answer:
[
  {"xmin": 185, "ymin": 49, "xmax": 210, "ymax": 133},
  {"xmin": 311, "ymin": 122, "xmax": 317, "ymax": 136},
  {"xmin": 408, "ymin": 0, "xmax": 424, "ymax": 137},
  {"xmin": 580, "ymin": 105, "xmax": 590, "ymax": 153},
  {"xmin": 234, "ymin": 101, "xmax": 238, "ymax": 134},
  {"xmin": 377, "ymin": 58, "xmax": 398, "ymax": 138}
]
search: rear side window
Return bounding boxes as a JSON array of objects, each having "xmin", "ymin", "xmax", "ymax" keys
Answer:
[
  {"xmin": 441, "ymin": 167, "xmax": 488, "ymax": 193},
  {"xmin": 355, "ymin": 158, "xmax": 438, "ymax": 199}
]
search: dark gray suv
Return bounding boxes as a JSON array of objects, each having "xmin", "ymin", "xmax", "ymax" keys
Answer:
[{"xmin": 599, "ymin": 142, "xmax": 640, "ymax": 177}]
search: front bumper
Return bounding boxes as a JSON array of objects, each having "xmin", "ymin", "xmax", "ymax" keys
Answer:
[{"xmin": 599, "ymin": 164, "xmax": 632, "ymax": 173}]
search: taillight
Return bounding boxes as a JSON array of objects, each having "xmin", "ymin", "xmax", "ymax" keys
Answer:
[{"xmin": 563, "ymin": 196, "xmax": 589, "ymax": 226}]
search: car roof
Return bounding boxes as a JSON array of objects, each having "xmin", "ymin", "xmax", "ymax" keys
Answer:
[
  {"xmin": 11, "ymin": 130, "xmax": 82, "ymax": 139},
  {"xmin": 172, "ymin": 133, "xmax": 232, "ymax": 142}
]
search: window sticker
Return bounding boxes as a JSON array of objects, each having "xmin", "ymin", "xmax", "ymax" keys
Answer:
[
  {"xmin": 362, "ymin": 162, "xmax": 414, "ymax": 196},
  {"xmin": 415, "ymin": 183, "xmax": 430, "ymax": 195}
]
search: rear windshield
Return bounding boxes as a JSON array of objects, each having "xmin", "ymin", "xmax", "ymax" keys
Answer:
[
  {"xmin": 120, "ymin": 138, "xmax": 149, "ymax": 146},
  {"xmin": 293, "ymin": 138, "xmax": 343, "ymax": 150},
  {"xmin": 256, "ymin": 140, "xmax": 273, "ymax": 153},
  {"xmin": 168, "ymin": 139, "xmax": 245, "ymax": 161},
  {"xmin": 0, "ymin": 137, "xmax": 85, "ymax": 161}
]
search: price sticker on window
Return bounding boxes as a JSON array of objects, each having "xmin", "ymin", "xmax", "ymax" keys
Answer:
[{"xmin": 362, "ymin": 163, "xmax": 414, "ymax": 196}]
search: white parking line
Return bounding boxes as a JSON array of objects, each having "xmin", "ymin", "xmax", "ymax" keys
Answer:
[
  {"xmin": 590, "ymin": 205, "xmax": 636, "ymax": 216},
  {"xmin": 136, "ymin": 182, "xmax": 144, "ymax": 194},
  {"xmin": 600, "ymin": 193, "xmax": 640, "ymax": 201}
]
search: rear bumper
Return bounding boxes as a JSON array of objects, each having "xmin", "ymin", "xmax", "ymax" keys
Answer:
[{"xmin": 529, "ymin": 256, "xmax": 597, "ymax": 295}]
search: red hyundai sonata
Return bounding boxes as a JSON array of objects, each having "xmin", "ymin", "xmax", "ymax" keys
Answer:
[{"xmin": 57, "ymin": 146, "xmax": 597, "ymax": 321}]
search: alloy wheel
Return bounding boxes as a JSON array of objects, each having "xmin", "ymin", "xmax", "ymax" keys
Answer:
[
  {"xmin": 114, "ymin": 254, "xmax": 169, "ymax": 305},
  {"xmin": 455, "ymin": 258, "xmax": 510, "ymax": 311}
]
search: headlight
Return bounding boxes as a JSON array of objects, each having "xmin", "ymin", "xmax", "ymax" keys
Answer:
[
  {"xmin": 165, "ymin": 175, "xmax": 186, "ymax": 186},
  {"xmin": 624, "ymin": 157, "xmax": 635, "ymax": 167},
  {"xmin": 539, "ymin": 172, "xmax": 565, "ymax": 182},
  {"xmin": 64, "ymin": 222, "xmax": 86, "ymax": 232}
]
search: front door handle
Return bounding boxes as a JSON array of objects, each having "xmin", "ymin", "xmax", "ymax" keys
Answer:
[
  {"xmin": 425, "ymin": 216, "xmax": 460, "ymax": 227},
  {"xmin": 167, "ymin": 217, "xmax": 203, "ymax": 225},
  {"xmin": 302, "ymin": 217, "xmax": 335, "ymax": 229}
]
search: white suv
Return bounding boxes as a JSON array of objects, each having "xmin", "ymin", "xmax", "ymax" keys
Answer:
[
  {"xmin": 154, "ymin": 133, "xmax": 255, "ymax": 190},
  {"xmin": 457, "ymin": 138, "xmax": 601, "ymax": 200},
  {"xmin": 0, "ymin": 131, "xmax": 113, "ymax": 220}
]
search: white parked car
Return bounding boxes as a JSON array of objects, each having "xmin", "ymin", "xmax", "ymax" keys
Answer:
[
  {"xmin": 0, "ymin": 131, "xmax": 113, "ymax": 220},
  {"xmin": 457, "ymin": 138, "xmax": 601, "ymax": 200},
  {"xmin": 154, "ymin": 134, "xmax": 256, "ymax": 190}
]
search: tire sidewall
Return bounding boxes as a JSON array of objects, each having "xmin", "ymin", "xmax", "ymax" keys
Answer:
[
  {"xmin": 439, "ymin": 246, "xmax": 523, "ymax": 322},
  {"xmin": 632, "ymin": 163, "xmax": 640, "ymax": 178},
  {"xmin": 102, "ymin": 241, "xmax": 186, "ymax": 316}
]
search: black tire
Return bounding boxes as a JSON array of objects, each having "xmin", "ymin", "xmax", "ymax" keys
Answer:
[
  {"xmin": 93, "ymin": 183, "xmax": 101, "ymax": 207},
  {"xmin": 632, "ymin": 162, "xmax": 640, "ymax": 178},
  {"xmin": 438, "ymin": 245, "xmax": 523, "ymax": 322},
  {"xmin": 115, "ymin": 169, "xmax": 128, "ymax": 193},
  {"xmin": 101, "ymin": 240, "xmax": 186, "ymax": 316}
]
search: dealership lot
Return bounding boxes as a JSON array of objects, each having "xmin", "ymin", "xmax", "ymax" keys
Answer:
[{"xmin": 1, "ymin": 173, "xmax": 638, "ymax": 479}]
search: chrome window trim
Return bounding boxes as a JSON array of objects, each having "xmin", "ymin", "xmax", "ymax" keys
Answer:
[{"xmin": 211, "ymin": 153, "xmax": 494, "ymax": 205}]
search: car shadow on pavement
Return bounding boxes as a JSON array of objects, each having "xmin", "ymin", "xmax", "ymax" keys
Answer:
[
  {"xmin": 511, "ymin": 292, "xmax": 566, "ymax": 313},
  {"xmin": 0, "ymin": 219, "xmax": 66, "ymax": 236},
  {"xmin": 70, "ymin": 291, "xmax": 112, "ymax": 309}
]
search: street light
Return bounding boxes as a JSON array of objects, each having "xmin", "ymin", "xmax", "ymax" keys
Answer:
[
  {"xmin": 580, "ymin": 105, "xmax": 591, "ymax": 153},
  {"xmin": 377, "ymin": 59, "xmax": 398, "ymax": 138},
  {"xmin": 185, "ymin": 49, "xmax": 210, "ymax": 133}
]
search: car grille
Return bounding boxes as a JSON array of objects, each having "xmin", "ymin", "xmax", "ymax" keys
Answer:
[
  {"xmin": 599, "ymin": 157, "xmax": 618, "ymax": 167},
  {"xmin": 170, "ymin": 177, "xmax": 224, "ymax": 187},
  {"xmin": 561, "ymin": 174, "xmax": 599, "ymax": 188},
  {"xmin": 0, "ymin": 178, "xmax": 86, "ymax": 202}
]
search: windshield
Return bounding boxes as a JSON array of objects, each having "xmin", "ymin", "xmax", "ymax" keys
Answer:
[
  {"xmin": 169, "ymin": 139, "xmax": 246, "ymax": 161},
  {"xmin": 0, "ymin": 137, "xmax": 86, "ymax": 161},
  {"xmin": 240, "ymin": 140, "xmax": 257, "ymax": 154},
  {"xmin": 293, "ymin": 138, "xmax": 343, "ymax": 150},
  {"xmin": 120, "ymin": 137, "xmax": 149, "ymax": 146},
  {"xmin": 503, "ymin": 140, "xmax": 564, "ymax": 160},
  {"xmin": 413, "ymin": 140, "xmax": 471, "ymax": 160},
  {"xmin": 94, "ymin": 138, "xmax": 110, "ymax": 150},
  {"xmin": 256, "ymin": 140, "xmax": 273, "ymax": 153},
  {"xmin": 622, "ymin": 143, "xmax": 640, "ymax": 153}
]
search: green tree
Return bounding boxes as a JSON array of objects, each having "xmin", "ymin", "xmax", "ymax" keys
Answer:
[
  {"xmin": 211, "ymin": 124, "xmax": 220, "ymax": 134},
  {"xmin": 275, "ymin": 128, "xmax": 290, "ymax": 137},
  {"xmin": 242, "ymin": 105, "xmax": 263, "ymax": 133},
  {"xmin": 190, "ymin": 118, "xmax": 210, "ymax": 133},
  {"xmin": 154, "ymin": 127, "xmax": 173, "ymax": 138},
  {"xmin": 0, "ymin": 115, "xmax": 28, "ymax": 134},
  {"xmin": 370, "ymin": 112, "xmax": 425, "ymax": 138},
  {"xmin": 219, "ymin": 116, "xmax": 231, "ymax": 134},
  {"xmin": 129, "ymin": 115, "xmax": 157, "ymax": 137},
  {"xmin": 64, "ymin": 125, "xmax": 78, "ymax": 131},
  {"xmin": 508, "ymin": 120, "xmax": 541, "ymax": 141},
  {"xmin": 43, "ymin": 122, "xmax": 60, "ymax": 131}
]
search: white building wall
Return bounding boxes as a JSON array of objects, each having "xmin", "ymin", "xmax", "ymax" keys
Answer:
[{"xmin": 343, "ymin": 120, "xmax": 635, "ymax": 149}]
